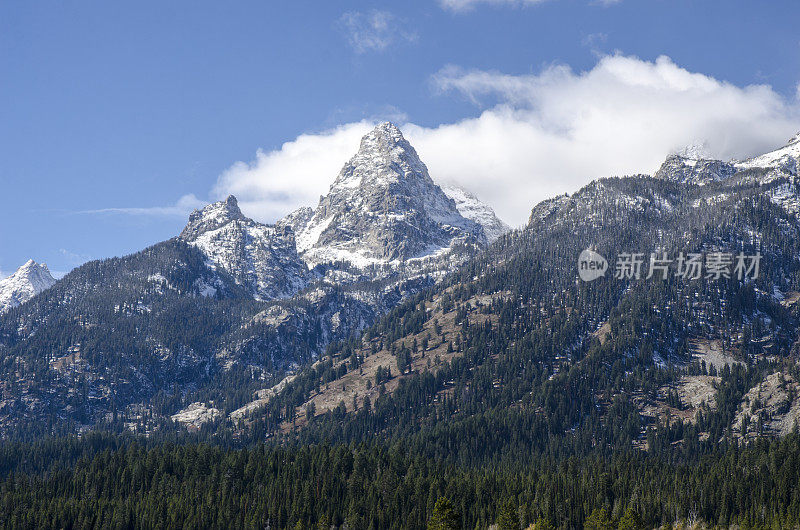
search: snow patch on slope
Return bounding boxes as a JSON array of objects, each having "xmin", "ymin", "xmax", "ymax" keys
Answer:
[{"xmin": 442, "ymin": 185, "xmax": 511, "ymax": 242}]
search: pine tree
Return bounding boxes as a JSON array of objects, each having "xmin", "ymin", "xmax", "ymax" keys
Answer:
[
  {"xmin": 618, "ymin": 508, "xmax": 642, "ymax": 530},
  {"xmin": 427, "ymin": 497, "xmax": 460, "ymax": 530},
  {"xmin": 496, "ymin": 500, "xmax": 520, "ymax": 530},
  {"xmin": 584, "ymin": 507, "xmax": 614, "ymax": 530}
]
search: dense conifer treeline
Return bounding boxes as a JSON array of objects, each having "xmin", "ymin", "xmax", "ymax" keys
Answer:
[{"xmin": 0, "ymin": 433, "xmax": 800, "ymax": 529}]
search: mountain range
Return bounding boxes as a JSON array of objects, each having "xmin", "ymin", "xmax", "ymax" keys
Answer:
[
  {"xmin": 4, "ymin": 123, "xmax": 800, "ymax": 529},
  {"xmin": 0, "ymin": 122, "xmax": 508, "ymax": 435},
  {"xmin": 241, "ymin": 129, "xmax": 800, "ymax": 450},
  {"xmin": 1, "ymin": 124, "xmax": 800, "ymax": 449}
]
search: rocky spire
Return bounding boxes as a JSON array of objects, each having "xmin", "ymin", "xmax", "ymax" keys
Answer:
[
  {"xmin": 294, "ymin": 122, "xmax": 486, "ymax": 265},
  {"xmin": 179, "ymin": 195, "xmax": 246, "ymax": 241}
]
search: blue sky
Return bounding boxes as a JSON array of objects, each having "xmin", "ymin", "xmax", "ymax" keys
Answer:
[{"xmin": 2, "ymin": 0, "xmax": 800, "ymax": 277}]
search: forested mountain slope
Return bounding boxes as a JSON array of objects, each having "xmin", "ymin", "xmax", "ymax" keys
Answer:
[{"xmin": 253, "ymin": 161, "xmax": 800, "ymax": 463}]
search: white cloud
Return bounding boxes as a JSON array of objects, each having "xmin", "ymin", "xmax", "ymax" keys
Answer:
[
  {"xmin": 78, "ymin": 194, "xmax": 205, "ymax": 216},
  {"xmin": 337, "ymin": 10, "xmax": 417, "ymax": 54},
  {"xmin": 212, "ymin": 122, "xmax": 374, "ymax": 220},
  {"xmin": 214, "ymin": 54, "xmax": 800, "ymax": 227}
]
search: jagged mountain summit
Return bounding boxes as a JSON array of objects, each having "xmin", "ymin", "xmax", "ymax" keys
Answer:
[
  {"xmin": 187, "ymin": 122, "xmax": 509, "ymax": 297},
  {"xmin": 0, "ymin": 259, "xmax": 56, "ymax": 314},
  {"xmin": 284, "ymin": 122, "xmax": 495, "ymax": 268},
  {"xmin": 178, "ymin": 195, "xmax": 309, "ymax": 301},
  {"xmin": 654, "ymin": 154, "xmax": 736, "ymax": 185},
  {"xmin": 655, "ymin": 131, "xmax": 800, "ymax": 184}
]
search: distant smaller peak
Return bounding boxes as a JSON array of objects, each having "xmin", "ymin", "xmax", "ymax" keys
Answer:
[
  {"xmin": 17, "ymin": 259, "xmax": 51, "ymax": 274},
  {"xmin": 788, "ymin": 131, "xmax": 800, "ymax": 145},
  {"xmin": 180, "ymin": 195, "xmax": 247, "ymax": 240},
  {"xmin": 202, "ymin": 195, "xmax": 243, "ymax": 217},
  {"xmin": 7, "ymin": 259, "xmax": 55, "ymax": 284},
  {"xmin": 672, "ymin": 141, "xmax": 712, "ymax": 161}
]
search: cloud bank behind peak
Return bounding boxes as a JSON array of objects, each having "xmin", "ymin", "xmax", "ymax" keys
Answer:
[{"xmin": 213, "ymin": 54, "xmax": 800, "ymax": 227}]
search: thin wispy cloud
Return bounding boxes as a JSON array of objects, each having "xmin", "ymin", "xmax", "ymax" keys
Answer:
[
  {"xmin": 440, "ymin": 0, "xmax": 620, "ymax": 11},
  {"xmin": 337, "ymin": 10, "xmax": 417, "ymax": 54},
  {"xmin": 581, "ymin": 32, "xmax": 609, "ymax": 57},
  {"xmin": 325, "ymin": 104, "xmax": 409, "ymax": 129},
  {"xmin": 440, "ymin": 0, "xmax": 548, "ymax": 12},
  {"xmin": 55, "ymin": 248, "xmax": 94, "ymax": 280},
  {"xmin": 213, "ymin": 54, "xmax": 800, "ymax": 227},
  {"xmin": 59, "ymin": 248, "xmax": 92, "ymax": 266},
  {"xmin": 77, "ymin": 194, "xmax": 205, "ymax": 217},
  {"xmin": 54, "ymin": 248, "xmax": 92, "ymax": 276}
]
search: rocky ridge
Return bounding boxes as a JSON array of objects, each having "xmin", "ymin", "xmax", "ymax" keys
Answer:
[
  {"xmin": 655, "ymin": 132, "xmax": 800, "ymax": 185},
  {"xmin": 179, "ymin": 195, "xmax": 310, "ymax": 301}
]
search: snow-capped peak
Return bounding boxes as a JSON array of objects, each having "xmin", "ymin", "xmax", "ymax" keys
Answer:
[
  {"xmin": 178, "ymin": 196, "xmax": 310, "ymax": 301},
  {"xmin": 291, "ymin": 122, "xmax": 486, "ymax": 266},
  {"xmin": 654, "ymin": 130, "xmax": 800, "ymax": 184},
  {"xmin": 326, "ymin": 121, "xmax": 428, "ymax": 192},
  {"xmin": 0, "ymin": 259, "xmax": 56, "ymax": 314},
  {"xmin": 179, "ymin": 195, "xmax": 246, "ymax": 241},
  {"xmin": 675, "ymin": 141, "xmax": 712, "ymax": 162}
]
